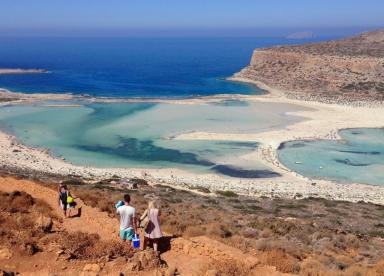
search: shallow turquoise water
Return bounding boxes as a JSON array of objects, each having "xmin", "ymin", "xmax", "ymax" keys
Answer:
[
  {"xmin": 0, "ymin": 100, "xmax": 305, "ymax": 177},
  {"xmin": 278, "ymin": 128, "xmax": 384, "ymax": 185}
]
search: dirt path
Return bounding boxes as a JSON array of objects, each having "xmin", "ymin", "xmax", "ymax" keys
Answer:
[
  {"xmin": 0, "ymin": 176, "xmax": 289, "ymax": 275},
  {"xmin": 0, "ymin": 177, "xmax": 119, "ymax": 241}
]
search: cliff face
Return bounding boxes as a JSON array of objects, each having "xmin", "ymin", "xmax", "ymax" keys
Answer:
[{"xmin": 235, "ymin": 30, "xmax": 384, "ymax": 103}]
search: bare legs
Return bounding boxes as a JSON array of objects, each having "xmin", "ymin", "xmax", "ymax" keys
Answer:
[
  {"xmin": 143, "ymin": 236, "xmax": 149, "ymax": 250},
  {"xmin": 153, "ymin": 239, "xmax": 159, "ymax": 252},
  {"xmin": 126, "ymin": 240, "xmax": 132, "ymax": 248},
  {"xmin": 143, "ymin": 237, "xmax": 159, "ymax": 252}
]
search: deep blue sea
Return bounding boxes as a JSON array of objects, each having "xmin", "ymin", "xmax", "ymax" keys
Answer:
[{"xmin": 0, "ymin": 37, "xmax": 324, "ymax": 97}]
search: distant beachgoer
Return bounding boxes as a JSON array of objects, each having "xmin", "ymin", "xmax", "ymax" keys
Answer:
[
  {"xmin": 116, "ymin": 194, "xmax": 137, "ymax": 247},
  {"xmin": 57, "ymin": 183, "xmax": 63, "ymax": 193},
  {"xmin": 141, "ymin": 200, "xmax": 163, "ymax": 252},
  {"xmin": 58, "ymin": 184, "xmax": 77, "ymax": 217}
]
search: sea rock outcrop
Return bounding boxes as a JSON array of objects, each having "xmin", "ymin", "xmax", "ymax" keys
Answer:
[{"xmin": 235, "ymin": 29, "xmax": 384, "ymax": 103}]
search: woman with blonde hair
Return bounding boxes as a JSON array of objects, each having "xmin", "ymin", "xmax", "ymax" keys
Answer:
[{"xmin": 140, "ymin": 200, "xmax": 163, "ymax": 252}]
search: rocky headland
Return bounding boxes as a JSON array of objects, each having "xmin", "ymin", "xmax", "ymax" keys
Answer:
[{"xmin": 233, "ymin": 29, "xmax": 384, "ymax": 104}]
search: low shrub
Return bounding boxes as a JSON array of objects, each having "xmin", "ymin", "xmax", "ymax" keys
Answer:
[
  {"xmin": 216, "ymin": 190, "xmax": 238, "ymax": 198},
  {"xmin": 57, "ymin": 231, "xmax": 133, "ymax": 260},
  {"xmin": 259, "ymin": 249, "xmax": 300, "ymax": 273},
  {"xmin": 189, "ymin": 185, "xmax": 211, "ymax": 193},
  {"xmin": 199, "ymin": 259, "xmax": 252, "ymax": 276}
]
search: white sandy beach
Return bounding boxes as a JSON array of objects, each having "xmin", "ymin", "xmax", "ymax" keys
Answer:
[{"xmin": 0, "ymin": 84, "xmax": 384, "ymax": 204}]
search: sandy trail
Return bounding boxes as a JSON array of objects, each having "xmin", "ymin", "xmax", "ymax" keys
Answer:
[{"xmin": 0, "ymin": 177, "xmax": 119, "ymax": 241}]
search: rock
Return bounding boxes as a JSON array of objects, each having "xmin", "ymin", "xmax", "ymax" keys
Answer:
[
  {"xmin": 140, "ymin": 254, "xmax": 149, "ymax": 268},
  {"xmin": 46, "ymin": 242, "xmax": 62, "ymax": 253},
  {"xmin": 123, "ymin": 260, "xmax": 141, "ymax": 272},
  {"xmin": 233, "ymin": 30, "xmax": 384, "ymax": 103},
  {"xmin": 55, "ymin": 249, "xmax": 72, "ymax": 261},
  {"xmin": 98, "ymin": 255, "xmax": 110, "ymax": 265},
  {"xmin": 164, "ymin": 265, "xmax": 177, "ymax": 276},
  {"xmin": 154, "ymin": 270, "xmax": 164, "ymax": 276},
  {"xmin": 109, "ymin": 256, "xmax": 127, "ymax": 267},
  {"xmin": 23, "ymin": 243, "xmax": 38, "ymax": 255},
  {"xmin": 183, "ymin": 243, "xmax": 192, "ymax": 254},
  {"xmin": 36, "ymin": 215, "xmax": 53, "ymax": 232},
  {"xmin": 0, "ymin": 270, "xmax": 16, "ymax": 276},
  {"xmin": 0, "ymin": 248, "xmax": 12, "ymax": 260},
  {"xmin": 205, "ymin": 269, "xmax": 219, "ymax": 276},
  {"xmin": 80, "ymin": 264, "xmax": 101, "ymax": 276},
  {"xmin": 83, "ymin": 264, "xmax": 101, "ymax": 272},
  {"xmin": 125, "ymin": 250, "xmax": 161, "ymax": 272}
]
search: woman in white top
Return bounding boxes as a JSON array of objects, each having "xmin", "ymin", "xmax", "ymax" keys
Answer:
[{"xmin": 140, "ymin": 200, "xmax": 163, "ymax": 252}]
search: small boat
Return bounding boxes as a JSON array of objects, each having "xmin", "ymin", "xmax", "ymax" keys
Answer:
[
  {"xmin": 295, "ymin": 161, "xmax": 302, "ymax": 164},
  {"xmin": 319, "ymin": 166, "xmax": 323, "ymax": 169}
]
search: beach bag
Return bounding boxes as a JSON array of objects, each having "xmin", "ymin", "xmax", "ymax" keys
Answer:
[
  {"xmin": 140, "ymin": 209, "xmax": 150, "ymax": 230},
  {"xmin": 115, "ymin": 200, "xmax": 124, "ymax": 209},
  {"xmin": 67, "ymin": 195, "xmax": 74, "ymax": 204},
  {"xmin": 133, "ymin": 234, "xmax": 140, "ymax": 249}
]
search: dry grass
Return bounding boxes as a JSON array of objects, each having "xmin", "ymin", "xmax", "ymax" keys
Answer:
[
  {"xmin": 54, "ymin": 231, "xmax": 133, "ymax": 260},
  {"xmin": 198, "ymin": 259, "xmax": 252, "ymax": 276},
  {"xmin": 0, "ymin": 190, "xmax": 133, "ymax": 261},
  {"xmin": 0, "ymin": 191, "xmax": 55, "ymax": 255},
  {"xmin": 25, "ymin": 179, "xmax": 384, "ymax": 275},
  {"xmin": 259, "ymin": 249, "xmax": 300, "ymax": 273}
]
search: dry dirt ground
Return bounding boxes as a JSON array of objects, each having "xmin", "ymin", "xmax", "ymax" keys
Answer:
[{"xmin": 0, "ymin": 176, "xmax": 285, "ymax": 276}]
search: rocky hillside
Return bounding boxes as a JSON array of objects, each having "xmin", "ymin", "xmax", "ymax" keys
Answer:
[
  {"xmin": 2, "ymin": 175, "xmax": 384, "ymax": 275},
  {"xmin": 234, "ymin": 30, "xmax": 384, "ymax": 103}
]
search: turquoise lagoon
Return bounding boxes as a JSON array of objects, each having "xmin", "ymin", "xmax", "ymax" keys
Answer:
[
  {"xmin": 278, "ymin": 128, "xmax": 384, "ymax": 185},
  {"xmin": 0, "ymin": 100, "xmax": 306, "ymax": 177}
]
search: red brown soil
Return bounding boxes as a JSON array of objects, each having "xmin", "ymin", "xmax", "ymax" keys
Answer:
[{"xmin": 0, "ymin": 177, "xmax": 286, "ymax": 275}]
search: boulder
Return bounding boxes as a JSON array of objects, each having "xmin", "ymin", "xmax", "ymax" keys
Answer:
[
  {"xmin": 121, "ymin": 260, "xmax": 141, "ymax": 273},
  {"xmin": 80, "ymin": 264, "xmax": 101, "ymax": 276},
  {"xmin": 0, "ymin": 247, "xmax": 12, "ymax": 260},
  {"xmin": 164, "ymin": 265, "xmax": 177, "ymax": 276},
  {"xmin": 124, "ymin": 250, "xmax": 160, "ymax": 272},
  {"xmin": 0, "ymin": 270, "xmax": 16, "ymax": 276},
  {"xmin": 36, "ymin": 215, "xmax": 53, "ymax": 232},
  {"xmin": 205, "ymin": 270, "xmax": 219, "ymax": 276}
]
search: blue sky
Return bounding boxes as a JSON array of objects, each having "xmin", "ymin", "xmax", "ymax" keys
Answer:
[{"xmin": 0, "ymin": 0, "xmax": 383, "ymax": 36}]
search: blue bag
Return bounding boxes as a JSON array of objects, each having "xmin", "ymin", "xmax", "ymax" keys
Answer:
[{"xmin": 115, "ymin": 200, "xmax": 124, "ymax": 209}]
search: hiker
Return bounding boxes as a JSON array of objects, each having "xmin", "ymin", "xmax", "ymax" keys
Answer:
[
  {"xmin": 58, "ymin": 184, "xmax": 77, "ymax": 217},
  {"xmin": 57, "ymin": 182, "xmax": 63, "ymax": 193},
  {"xmin": 140, "ymin": 200, "xmax": 163, "ymax": 253},
  {"xmin": 116, "ymin": 194, "xmax": 138, "ymax": 247}
]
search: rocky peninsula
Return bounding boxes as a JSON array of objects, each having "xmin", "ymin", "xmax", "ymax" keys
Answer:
[{"xmin": 232, "ymin": 29, "xmax": 384, "ymax": 104}]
